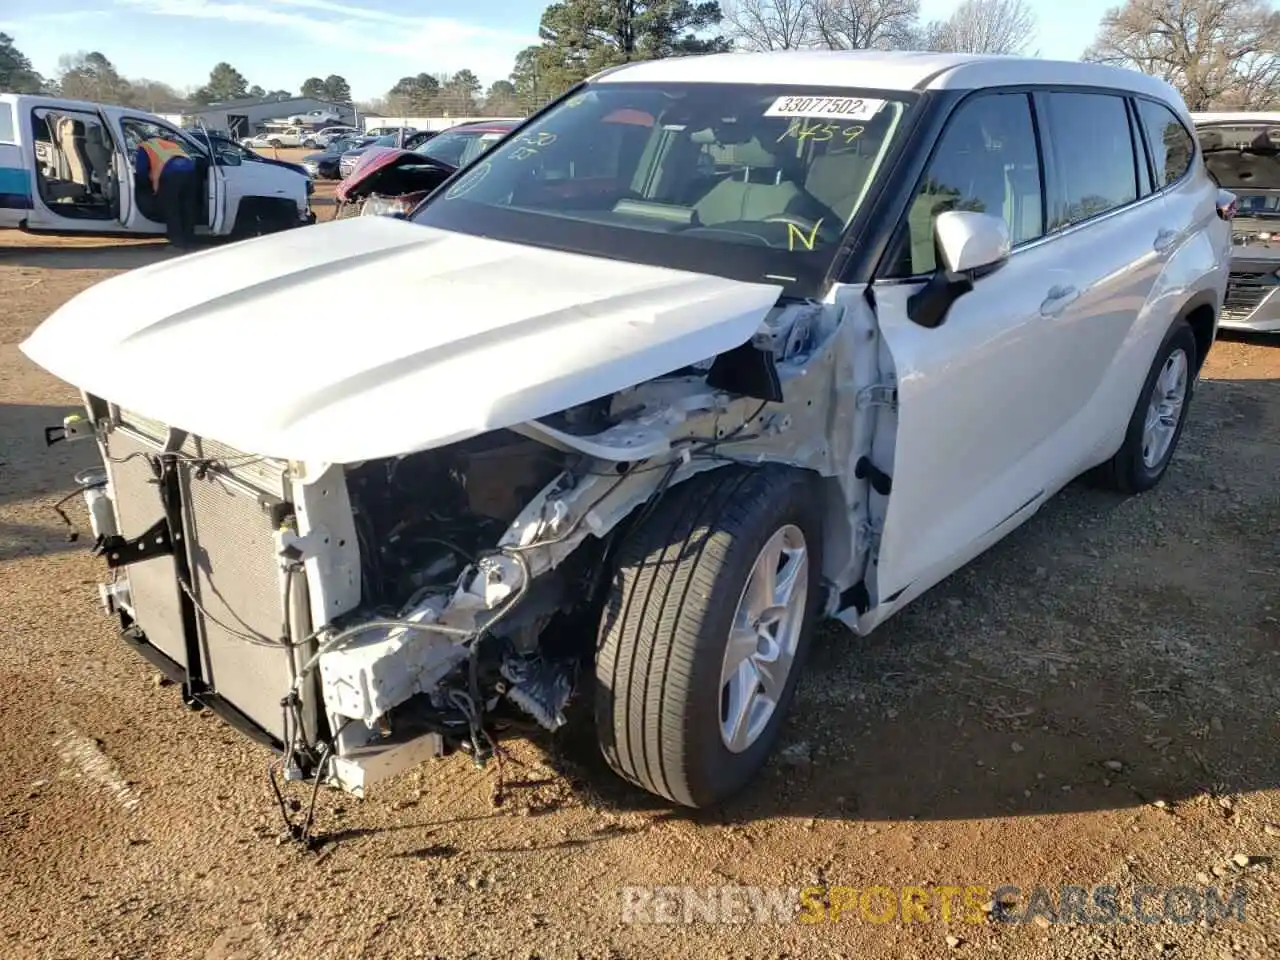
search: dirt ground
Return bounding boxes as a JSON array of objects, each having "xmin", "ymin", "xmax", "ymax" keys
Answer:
[{"xmin": 0, "ymin": 190, "xmax": 1278, "ymax": 959}]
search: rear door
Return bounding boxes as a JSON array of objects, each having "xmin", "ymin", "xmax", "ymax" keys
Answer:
[
  {"xmin": 22, "ymin": 99, "xmax": 126, "ymax": 233},
  {"xmin": 1026, "ymin": 90, "xmax": 1174, "ymax": 457},
  {"xmin": 0, "ymin": 98, "xmax": 29, "ymax": 228}
]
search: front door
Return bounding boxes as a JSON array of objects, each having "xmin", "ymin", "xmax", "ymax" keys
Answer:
[
  {"xmin": 115, "ymin": 116, "xmax": 219, "ymax": 234},
  {"xmin": 863, "ymin": 91, "xmax": 1073, "ymax": 610}
]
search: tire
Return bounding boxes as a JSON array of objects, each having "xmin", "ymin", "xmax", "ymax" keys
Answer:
[
  {"xmin": 231, "ymin": 198, "xmax": 302, "ymax": 239},
  {"xmin": 594, "ymin": 465, "xmax": 824, "ymax": 808},
  {"xmin": 1091, "ymin": 318, "xmax": 1198, "ymax": 493}
]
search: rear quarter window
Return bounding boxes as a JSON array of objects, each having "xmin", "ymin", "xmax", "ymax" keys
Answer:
[
  {"xmin": 1045, "ymin": 91, "xmax": 1139, "ymax": 229},
  {"xmin": 0, "ymin": 102, "xmax": 14, "ymax": 143},
  {"xmin": 1137, "ymin": 100, "xmax": 1194, "ymax": 188}
]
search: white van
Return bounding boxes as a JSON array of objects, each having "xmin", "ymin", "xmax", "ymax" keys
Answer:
[{"xmin": 0, "ymin": 94, "xmax": 314, "ymax": 238}]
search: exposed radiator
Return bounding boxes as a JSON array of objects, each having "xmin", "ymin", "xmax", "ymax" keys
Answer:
[{"xmin": 103, "ymin": 408, "xmax": 303, "ymax": 741}]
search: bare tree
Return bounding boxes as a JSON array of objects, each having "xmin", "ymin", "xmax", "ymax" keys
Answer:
[
  {"xmin": 1084, "ymin": 0, "xmax": 1280, "ymax": 111},
  {"xmin": 919, "ymin": 0, "xmax": 1037, "ymax": 55},
  {"xmin": 724, "ymin": 0, "xmax": 817, "ymax": 50},
  {"xmin": 812, "ymin": 0, "xmax": 921, "ymax": 50}
]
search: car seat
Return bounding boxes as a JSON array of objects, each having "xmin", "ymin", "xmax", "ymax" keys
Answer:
[
  {"xmin": 805, "ymin": 147, "xmax": 875, "ymax": 224},
  {"xmin": 82, "ymin": 123, "xmax": 115, "ymax": 203},
  {"xmin": 692, "ymin": 134, "xmax": 831, "ymax": 227}
]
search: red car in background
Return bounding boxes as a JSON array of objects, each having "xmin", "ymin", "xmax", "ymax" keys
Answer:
[{"xmin": 335, "ymin": 120, "xmax": 520, "ymax": 218}]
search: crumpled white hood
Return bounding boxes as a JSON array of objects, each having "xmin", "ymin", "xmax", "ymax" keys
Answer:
[{"xmin": 21, "ymin": 217, "xmax": 782, "ymax": 463}]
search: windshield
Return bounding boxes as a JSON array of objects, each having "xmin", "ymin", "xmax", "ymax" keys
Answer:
[
  {"xmin": 412, "ymin": 83, "xmax": 913, "ymax": 294},
  {"xmin": 415, "ymin": 128, "xmax": 508, "ymax": 168}
]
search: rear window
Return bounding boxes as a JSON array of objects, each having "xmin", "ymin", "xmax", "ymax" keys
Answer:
[
  {"xmin": 0, "ymin": 102, "xmax": 14, "ymax": 143},
  {"xmin": 1045, "ymin": 91, "xmax": 1139, "ymax": 229}
]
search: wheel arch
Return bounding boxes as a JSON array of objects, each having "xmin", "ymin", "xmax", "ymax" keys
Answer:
[
  {"xmin": 231, "ymin": 195, "xmax": 301, "ymax": 238},
  {"xmin": 1173, "ymin": 287, "xmax": 1218, "ymax": 373},
  {"xmin": 608, "ymin": 461, "xmax": 849, "ymax": 613}
]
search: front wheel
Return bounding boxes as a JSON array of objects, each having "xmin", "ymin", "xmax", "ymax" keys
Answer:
[
  {"xmin": 1091, "ymin": 318, "xmax": 1198, "ymax": 493},
  {"xmin": 594, "ymin": 465, "xmax": 824, "ymax": 808}
]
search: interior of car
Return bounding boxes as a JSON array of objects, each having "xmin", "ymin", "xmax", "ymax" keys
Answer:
[
  {"xmin": 119, "ymin": 119, "xmax": 210, "ymax": 225},
  {"xmin": 31, "ymin": 109, "xmax": 119, "ymax": 221},
  {"xmin": 431, "ymin": 88, "xmax": 911, "ymax": 258}
]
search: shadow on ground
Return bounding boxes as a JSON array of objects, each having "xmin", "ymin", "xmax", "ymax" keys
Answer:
[
  {"xmin": 0, "ymin": 402, "xmax": 101, "ymax": 560},
  {"xmin": 0, "ymin": 242, "xmax": 176, "ymax": 272}
]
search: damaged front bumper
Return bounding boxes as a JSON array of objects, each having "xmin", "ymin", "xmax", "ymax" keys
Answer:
[{"xmin": 50, "ymin": 362, "xmax": 823, "ymax": 798}]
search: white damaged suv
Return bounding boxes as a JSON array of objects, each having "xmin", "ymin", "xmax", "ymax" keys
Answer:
[{"xmin": 23, "ymin": 52, "xmax": 1232, "ymax": 809}]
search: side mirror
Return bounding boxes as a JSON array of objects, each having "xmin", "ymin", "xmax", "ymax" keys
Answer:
[
  {"xmin": 218, "ymin": 151, "xmax": 243, "ymax": 167},
  {"xmin": 936, "ymin": 210, "xmax": 1010, "ymax": 273},
  {"xmin": 907, "ymin": 211, "xmax": 1011, "ymax": 329}
]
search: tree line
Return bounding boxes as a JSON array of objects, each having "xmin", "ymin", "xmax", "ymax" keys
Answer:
[
  {"xmin": 4, "ymin": 0, "xmax": 1280, "ymax": 117},
  {"xmin": 0, "ymin": 39, "xmax": 363, "ymax": 112}
]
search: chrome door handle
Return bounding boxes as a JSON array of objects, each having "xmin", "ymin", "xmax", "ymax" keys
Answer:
[
  {"xmin": 1154, "ymin": 228, "xmax": 1178, "ymax": 252},
  {"xmin": 1040, "ymin": 284, "xmax": 1079, "ymax": 317}
]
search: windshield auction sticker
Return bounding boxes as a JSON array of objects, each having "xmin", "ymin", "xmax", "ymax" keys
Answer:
[{"xmin": 764, "ymin": 96, "xmax": 885, "ymax": 121}]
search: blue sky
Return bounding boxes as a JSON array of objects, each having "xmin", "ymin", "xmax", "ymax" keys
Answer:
[{"xmin": 3, "ymin": 0, "xmax": 1116, "ymax": 101}]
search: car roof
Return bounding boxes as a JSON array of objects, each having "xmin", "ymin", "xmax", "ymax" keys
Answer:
[{"xmin": 596, "ymin": 50, "xmax": 1183, "ymax": 104}]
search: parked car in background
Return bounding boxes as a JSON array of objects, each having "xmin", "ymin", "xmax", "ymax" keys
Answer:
[
  {"xmin": 364, "ymin": 125, "xmax": 417, "ymax": 139},
  {"xmin": 286, "ymin": 107, "xmax": 343, "ymax": 125},
  {"xmin": 299, "ymin": 136, "xmax": 362, "ymax": 180},
  {"xmin": 244, "ymin": 127, "xmax": 310, "ymax": 149},
  {"xmin": 336, "ymin": 119, "xmax": 518, "ymax": 216},
  {"xmin": 304, "ymin": 125, "xmax": 359, "ymax": 149},
  {"xmin": 1192, "ymin": 112, "xmax": 1280, "ymax": 332},
  {"xmin": 0, "ymin": 93, "xmax": 314, "ymax": 238},
  {"xmin": 337, "ymin": 130, "xmax": 436, "ymax": 179}
]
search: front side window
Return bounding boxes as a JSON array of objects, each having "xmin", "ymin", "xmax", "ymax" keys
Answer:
[
  {"xmin": 121, "ymin": 119, "xmax": 201, "ymax": 158},
  {"xmin": 1138, "ymin": 100, "xmax": 1194, "ymax": 188},
  {"xmin": 412, "ymin": 83, "xmax": 915, "ymax": 296},
  {"xmin": 893, "ymin": 92, "xmax": 1044, "ymax": 276},
  {"xmin": 1046, "ymin": 92, "xmax": 1138, "ymax": 229}
]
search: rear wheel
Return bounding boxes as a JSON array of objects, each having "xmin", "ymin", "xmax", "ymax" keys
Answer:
[
  {"xmin": 1091, "ymin": 319, "xmax": 1197, "ymax": 493},
  {"xmin": 594, "ymin": 465, "xmax": 823, "ymax": 808}
]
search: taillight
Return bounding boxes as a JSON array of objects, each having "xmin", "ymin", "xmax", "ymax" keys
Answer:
[{"xmin": 1217, "ymin": 190, "xmax": 1238, "ymax": 221}]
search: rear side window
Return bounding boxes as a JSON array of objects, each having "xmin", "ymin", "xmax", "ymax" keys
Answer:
[
  {"xmin": 0, "ymin": 103, "xmax": 14, "ymax": 143},
  {"xmin": 896, "ymin": 92, "xmax": 1044, "ymax": 275},
  {"xmin": 1137, "ymin": 99, "xmax": 1194, "ymax": 188},
  {"xmin": 1045, "ymin": 92, "xmax": 1138, "ymax": 229}
]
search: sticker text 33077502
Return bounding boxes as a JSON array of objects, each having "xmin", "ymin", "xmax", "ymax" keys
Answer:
[{"xmin": 764, "ymin": 96, "xmax": 885, "ymax": 121}]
